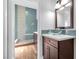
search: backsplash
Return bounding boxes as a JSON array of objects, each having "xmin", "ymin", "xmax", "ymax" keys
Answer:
[
  {"xmin": 42, "ymin": 29, "xmax": 66, "ymax": 34},
  {"xmin": 65, "ymin": 30, "xmax": 76, "ymax": 36},
  {"xmin": 41, "ymin": 30, "xmax": 49, "ymax": 34},
  {"xmin": 51, "ymin": 30, "xmax": 65, "ymax": 34},
  {"xmin": 42, "ymin": 29, "xmax": 76, "ymax": 36}
]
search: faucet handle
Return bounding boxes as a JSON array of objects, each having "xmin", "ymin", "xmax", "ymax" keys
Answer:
[{"xmin": 58, "ymin": 31, "xmax": 62, "ymax": 34}]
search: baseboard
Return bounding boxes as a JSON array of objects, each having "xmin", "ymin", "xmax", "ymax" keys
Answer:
[{"xmin": 15, "ymin": 42, "xmax": 35, "ymax": 47}]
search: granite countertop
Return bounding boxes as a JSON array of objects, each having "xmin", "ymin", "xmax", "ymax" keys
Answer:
[{"xmin": 42, "ymin": 34, "xmax": 75, "ymax": 41}]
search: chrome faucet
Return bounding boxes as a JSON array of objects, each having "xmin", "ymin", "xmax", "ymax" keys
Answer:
[{"xmin": 57, "ymin": 31, "xmax": 62, "ymax": 34}]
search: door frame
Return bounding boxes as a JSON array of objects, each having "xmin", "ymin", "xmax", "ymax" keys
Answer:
[{"xmin": 3, "ymin": 0, "xmax": 39, "ymax": 59}]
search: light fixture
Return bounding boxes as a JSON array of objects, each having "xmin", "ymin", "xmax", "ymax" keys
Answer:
[
  {"xmin": 61, "ymin": 0, "xmax": 69, "ymax": 5},
  {"xmin": 55, "ymin": 2, "xmax": 61, "ymax": 9},
  {"xmin": 59, "ymin": 7, "xmax": 64, "ymax": 11},
  {"xmin": 65, "ymin": 2, "xmax": 72, "ymax": 7}
]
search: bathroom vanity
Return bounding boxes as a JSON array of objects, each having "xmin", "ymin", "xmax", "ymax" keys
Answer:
[{"xmin": 42, "ymin": 34, "xmax": 75, "ymax": 59}]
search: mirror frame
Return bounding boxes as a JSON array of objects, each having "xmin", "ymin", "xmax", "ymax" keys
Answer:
[{"xmin": 55, "ymin": 0, "xmax": 74, "ymax": 29}]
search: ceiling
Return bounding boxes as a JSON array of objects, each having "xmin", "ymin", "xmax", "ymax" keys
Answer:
[{"xmin": 14, "ymin": 0, "xmax": 57, "ymax": 9}]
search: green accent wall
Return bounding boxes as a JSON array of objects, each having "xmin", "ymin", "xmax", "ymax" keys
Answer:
[
  {"xmin": 15, "ymin": 5, "xmax": 18, "ymax": 39},
  {"xmin": 15, "ymin": 5, "xmax": 37, "ymax": 40},
  {"xmin": 25, "ymin": 7, "xmax": 37, "ymax": 39}
]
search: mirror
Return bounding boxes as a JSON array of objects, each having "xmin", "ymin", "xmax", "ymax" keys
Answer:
[{"xmin": 55, "ymin": 1, "xmax": 74, "ymax": 29}]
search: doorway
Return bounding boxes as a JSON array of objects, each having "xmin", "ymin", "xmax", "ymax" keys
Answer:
[{"xmin": 15, "ymin": 5, "xmax": 37, "ymax": 59}]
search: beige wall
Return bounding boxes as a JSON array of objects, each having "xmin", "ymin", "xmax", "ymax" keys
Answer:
[{"xmin": 17, "ymin": 5, "xmax": 25, "ymax": 40}]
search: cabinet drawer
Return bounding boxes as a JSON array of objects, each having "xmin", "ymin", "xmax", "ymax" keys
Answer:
[
  {"xmin": 44, "ymin": 37, "xmax": 50, "ymax": 43},
  {"xmin": 43, "ymin": 37, "xmax": 58, "ymax": 48},
  {"xmin": 49, "ymin": 39, "xmax": 58, "ymax": 48}
]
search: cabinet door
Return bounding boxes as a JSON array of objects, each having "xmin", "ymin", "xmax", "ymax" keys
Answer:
[
  {"xmin": 49, "ymin": 45, "xmax": 58, "ymax": 59},
  {"xmin": 59, "ymin": 39, "xmax": 74, "ymax": 59},
  {"xmin": 44, "ymin": 43, "xmax": 50, "ymax": 59}
]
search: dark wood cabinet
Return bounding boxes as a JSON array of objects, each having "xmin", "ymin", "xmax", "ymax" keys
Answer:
[
  {"xmin": 43, "ymin": 36, "xmax": 74, "ymax": 59},
  {"xmin": 49, "ymin": 45, "xmax": 58, "ymax": 59},
  {"xmin": 44, "ymin": 43, "xmax": 50, "ymax": 59}
]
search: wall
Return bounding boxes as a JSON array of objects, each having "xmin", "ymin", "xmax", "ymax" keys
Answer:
[
  {"xmin": 39, "ymin": 0, "xmax": 57, "ymax": 30},
  {"xmin": 15, "ymin": 5, "xmax": 37, "ymax": 40},
  {"xmin": 38, "ymin": 0, "xmax": 57, "ymax": 59},
  {"xmin": 16, "ymin": 5, "xmax": 26, "ymax": 40},
  {"xmin": 25, "ymin": 7, "xmax": 37, "ymax": 40},
  {"xmin": 74, "ymin": 0, "xmax": 76, "ymax": 29},
  {"xmin": 14, "ymin": 0, "xmax": 38, "ymax": 9},
  {"xmin": 15, "ymin": 5, "xmax": 18, "ymax": 39}
]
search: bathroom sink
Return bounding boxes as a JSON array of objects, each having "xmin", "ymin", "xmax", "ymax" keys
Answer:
[
  {"xmin": 48, "ymin": 33, "xmax": 59, "ymax": 35},
  {"xmin": 42, "ymin": 34, "xmax": 75, "ymax": 41}
]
